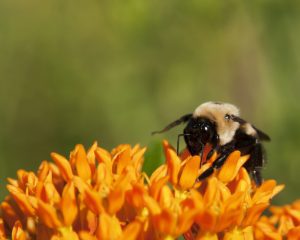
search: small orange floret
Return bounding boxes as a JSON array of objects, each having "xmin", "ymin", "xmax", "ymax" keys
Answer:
[
  {"xmin": 50, "ymin": 152, "xmax": 73, "ymax": 182},
  {"xmin": 61, "ymin": 182, "xmax": 78, "ymax": 226},
  {"xmin": 74, "ymin": 144, "xmax": 92, "ymax": 181},
  {"xmin": 11, "ymin": 221, "xmax": 26, "ymax": 240}
]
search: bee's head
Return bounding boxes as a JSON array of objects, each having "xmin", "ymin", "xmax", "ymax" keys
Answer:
[{"xmin": 183, "ymin": 117, "xmax": 217, "ymax": 155}]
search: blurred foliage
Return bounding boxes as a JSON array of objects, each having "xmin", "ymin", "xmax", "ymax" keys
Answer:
[{"xmin": 1, "ymin": 0, "xmax": 300, "ymax": 204}]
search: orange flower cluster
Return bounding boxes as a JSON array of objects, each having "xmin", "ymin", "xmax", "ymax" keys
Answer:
[
  {"xmin": 254, "ymin": 200, "xmax": 300, "ymax": 239},
  {"xmin": 0, "ymin": 140, "xmax": 297, "ymax": 240},
  {"xmin": 0, "ymin": 143, "xmax": 147, "ymax": 240}
]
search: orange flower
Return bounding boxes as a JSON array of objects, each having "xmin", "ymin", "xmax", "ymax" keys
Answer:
[
  {"xmin": 179, "ymin": 143, "xmax": 284, "ymax": 239},
  {"xmin": 163, "ymin": 140, "xmax": 201, "ymax": 190},
  {"xmin": 0, "ymin": 142, "xmax": 147, "ymax": 239},
  {"xmin": 254, "ymin": 200, "xmax": 300, "ymax": 239},
  {"xmin": 143, "ymin": 185, "xmax": 203, "ymax": 239},
  {"xmin": 0, "ymin": 140, "xmax": 296, "ymax": 240}
]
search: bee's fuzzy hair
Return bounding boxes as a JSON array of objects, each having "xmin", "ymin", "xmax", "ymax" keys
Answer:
[{"xmin": 193, "ymin": 102, "xmax": 240, "ymax": 145}]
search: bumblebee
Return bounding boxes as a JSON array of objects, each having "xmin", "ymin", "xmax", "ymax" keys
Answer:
[{"xmin": 152, "ymin": 101, "xmax": 270, "ymax": 185}]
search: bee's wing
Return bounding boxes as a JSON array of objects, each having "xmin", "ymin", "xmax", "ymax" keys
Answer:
[
  {"xmin": 252, "ymin": 126, "xmax": 271, "ymax": 141},
  {"xmin": 152, "ymin": 113, "xmax": 192, "ymax": 135},
  {"xmin": 230, "ymin": 115, "xmax": 271, "ymax": 141}
]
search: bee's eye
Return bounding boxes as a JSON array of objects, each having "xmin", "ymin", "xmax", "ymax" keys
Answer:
[
  {"xmin": 201, "ymin": 124, "xmax": 209, "ymax": 131},
  {"xmin": 224, "ymin": 114, "xmax": 231, "ymax": 120},
  {"xmin": 200, "ymin": 123, "xmax": 212, "ymax": 143}
]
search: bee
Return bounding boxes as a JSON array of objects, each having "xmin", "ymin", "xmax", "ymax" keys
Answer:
[{"xmin": 152, "ymin": 101, "xmax": 270, "ymax": 185}]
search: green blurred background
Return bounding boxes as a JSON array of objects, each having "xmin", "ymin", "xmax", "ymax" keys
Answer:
[{"xmin": 1, "ymin": 0, "xmax": 300, "ymax": 204}]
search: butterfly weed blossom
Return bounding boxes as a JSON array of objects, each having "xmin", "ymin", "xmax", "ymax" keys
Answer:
[{"xmin": 0, "ymin": 140, "xmax": 298, "ymax": 240}]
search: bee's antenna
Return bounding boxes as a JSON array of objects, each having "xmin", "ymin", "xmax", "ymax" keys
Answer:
[
  {"xmin": 151, "ymin": 113, "xmax": 192, "ymax": 135},
  {"xmin": 177, "ymin": 133, "xmax": 191, "ymax": 155}
]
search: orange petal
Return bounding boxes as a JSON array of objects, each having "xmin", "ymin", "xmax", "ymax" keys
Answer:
[
  {"xmin": 188, "ymin": 189, "xmax": 204, "ymax": 209},
  {"xmin": 1, "ymin": 201, "xmax": 19, "ymax": 229},
  {"xmin": 242, "ymin": 226, "xmax": 255, "ymax": 240},
  {"xmin": 94, "ymin": 163, "xmax": 112, "ymax": 186},
  {"xmin": 0, "ymin": 218, "xmax": 6, "ymax": 239},
  {"xmin": 87, "ymin": 141, "xmax": 98, "ymax": 175},
  {"xmin": 7, "ymin": 185, "xmax": 35, "ymax": 216},
  {"xmin": 12, "ymin": 221, "xmax": 26, "ymax": 240},
  {"xmin": 73, "ymin": 176, "xmax": 89, "ymax": 194},
  {"xmin": 195, "ymin": 209, "xmax": 217, "ymax": 232},
  {"xmin": 292, "ymin": 200, "xmax": 300, "ymax": 210},
  {"xmin": 149, "ymin": 175, "xmax": 169, "ymax": 200},
  {"xmin": 252, "ymin": 180, "xmax": 283, "ymax": 204},
  {"xmin": 112, "ymin": 146, "xmax": 131, "ymax": 175},
  {"xmin": 163, "ymin": 140, "xmax": 181, "ymax": 185},
  {"xmin": 6, "ymin": 178, "xmax": 18, "ymax": 187},
  {"xmin": 43, "ymin": 176, "xmax": 61, "ymax": 205},
  {"xmin": 149, "ymin": 164, "xmax": 168, "ymax": 183},
  {"xmin": 95, "ymin": 147, "xmax": 112, "ymax": 166},
  {"xmin": 111, "ymin": 144, "xmax": 131, "ymax": 156},
  {"xmin": 287, "ymin": 226, "xmax": 300, "ymax": 240},
  {"xmin": 37, "ymin": 161, "xmax": 50, "ymax": 181},
  {"xmin": 152, "ymin": 208, "xmax": 176, "ymax": 235},
  {"xmin": 49, "ymin": 162, "xmax": 63, "ymax": 182},
  {"xmin": 26, "ymin": 172, "xmax": 38, "ymax": 194},
  {"xmin": 61, "ymin": 182, "xmax": 78, "ymax": 226},
  {"xmin": 278, "ymin": 215, "xmax": 294, "ymax": 236},
  {"xmin": 96, "ymin": 213, "xmax": 122, "ymax": 239},
  {"xmin": 269, "ymin": 205, "xmax": 283, "ymax": 215},
  {"xmin": 119, "ymin": 221, "xmax": 142, "ymax": 240},
  {"xmin": 131, "ymin": 144, "xmax": 141, "ymax": 156},
  {"xmin": 243, "ymin": 203, "xmax": 269, "ymax": 227},
  {"xmin": 144, "ymin": 195, "xmax": 161, "ymax": 215},
  {"xmin": 177, "ymin": 204, "xmax": 200, "ymax": 235},
  {"xmin": 179, "ymin": 156, "xmax": 201, "ymax": 189},
  {"xmin": 126, "ymin": 183, "xmax": 147, "ymax": 208},
  {"xmin": 286, "ymin": 207, "xmax": 300, "ymax": 223},
  {"xmin": 203, "ymin": 177, "xmax": 218, "ymax": 205},
  {"xmin": 271, "ymin": 184, "xmax": 285, "ymax": 199},
  {"xmin": 85, "ymin": 210, "xmax": 98, "ymax": 234},
  {"xmin": 79, "ymin": 231, "xmax": 98, "ymax": 240},
  {"xmin": 107, "ymin": 175, "xmax": 129, "ymax": 215},
  {"xmin": 75, "ymin": 144, "xmax": 92, "ymax": 182},
  {"xmin": 16, "ymin": 169, "xmax": 28, "ymax": 190},
  {"xmin": 218, "ymin": 151, "xmax": 249, "ymax": 183},
  {"xmin": 218, "ymin": 180, "xmax": 231, "ymax": 202},
  {"xmin": 58, "ymin": 227, "xmax": 79, "ymax": 240},
  {"xmin": 223, "ymin": 226, "xmax": 254, "ymax": 240},
  {"xmin": 158, "ymin": 185, "xmax": 173, "ymax": 208},
  {"xmin": 254, "ymin": 220, "xmax": 281, "ymax": 240},
  {"xmin": 83, "ymin": 188, "xmax": 104, "ymax": 215},
  {"xmin": 37, "ymin": 200, "xmax": 61, "ymax": 228},
  {"xmin": 218, "ymin": 192, "xmax": 246, "ymax": 230},
  {"xmin": 231, "ymin": 168, "xmax": 252, "ymax": 193},
  {"xmin": 131, "ymin": 147, "xmax": 146, "ymax": 171},
  {"xmin": 195, "ymin": 231, "xmax": 218, "ymax": 240},
  {"xmin": 51, "ymin": 152, "xmax": 73, "ymax": 182}
]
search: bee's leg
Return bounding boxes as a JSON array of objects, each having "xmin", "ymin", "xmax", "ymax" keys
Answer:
[
  {"xmin": 198, "ymin": 166, "xmax": 214, "ymax": 180},
  {"xmin": 232, "ymin": 131, "xmax": 265, "ymax": 185},
  {"xmin": 245, "ymin": 143, "xmax": 265, "ymax": 186},
  {"xmin": 198, "ymin": 145, "xmax": 234, "ymax": 180},
  {"xmin": 252, "ymin": 169, "xmax": 263, "ymax": 186},
  {"xmin": 206, "ymin": 149, "xmax": 215, "ymax": 160}
]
